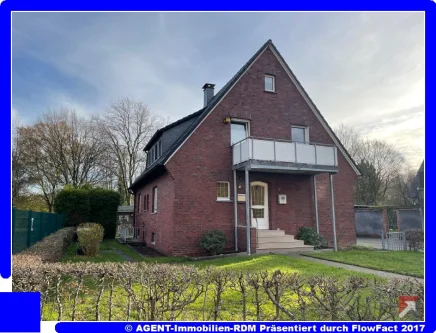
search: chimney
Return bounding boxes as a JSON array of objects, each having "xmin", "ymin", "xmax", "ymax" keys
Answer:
[{"xmin": 202, "ymin": 83, "xmax": 215, "ymax": 107}]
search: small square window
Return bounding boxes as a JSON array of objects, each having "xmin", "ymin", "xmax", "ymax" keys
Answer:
[
  {"xmin": 151, "ymin": 232, "xmax": 156, "ymax": 244},
  {"xmin": 265, "ymin": 75, "xmax": 275, "ymax": 92},
  {"xmin": 217, "ymin": 181, "xmax": 230, "ymax": 201},
  {"xmin": 292, "ymin": 126, "xmax": 308, "ymax": 143}
]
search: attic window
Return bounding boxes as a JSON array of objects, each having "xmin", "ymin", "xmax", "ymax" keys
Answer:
[
  {"xmin": 147, "ymin": 140, "xmax": 163, "ymax": 167},
  {"xmin": 265, "ymin": 75, "xmax": 275, "ymax": 92}
]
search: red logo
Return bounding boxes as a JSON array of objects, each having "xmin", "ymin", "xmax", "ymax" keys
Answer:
[{"xmin": 399, "ymin": 296, "xmax": 419, "ymax": 318}]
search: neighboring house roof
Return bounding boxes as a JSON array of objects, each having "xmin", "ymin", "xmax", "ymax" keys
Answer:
[
  {"xmin": 117, "ymin": 205, "xmax": 134, "ymax": 213},
  {"xmin": 130, "ymin": 40, "xmax": 361, "ymax": 190}
]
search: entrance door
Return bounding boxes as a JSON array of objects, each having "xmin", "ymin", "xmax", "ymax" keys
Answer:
[{"xmin": 251, "ymin": 182, "xmax": 269, "ymax": 229}]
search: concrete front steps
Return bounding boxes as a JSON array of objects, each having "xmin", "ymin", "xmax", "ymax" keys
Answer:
[{"xmin": 256, "ymin": 229, "xmax": 314, "ymax": 254}]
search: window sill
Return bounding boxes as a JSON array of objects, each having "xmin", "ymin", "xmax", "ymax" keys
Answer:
[
  {"xmin": 217, "ymin": 199, "xmax": 232, "ymax": 203},
  {"xmin": 151, "ymin": 212, "xmax": 157, "ymax": 215},
  {"xmin": 264, "ymin": 90, "xmax": 277, "ymax": 94}
]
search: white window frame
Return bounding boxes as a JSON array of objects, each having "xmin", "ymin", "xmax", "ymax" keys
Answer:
[
  {"xmin": 264, "ymin": 74, "xmax": 276, "ymax": 92},
  {"xmin": 216, "ymin": 181, "xmax": 231, "ymax": 201},
  {"xmin": 230, "ymin": 119, "xmax": 250, "ymax": 146},
  {"xmin": 151, "ymin": 232, "xmax": 156, "ymax": 245},
  {"xmin": 152, "ymin": 186, "xmax": 158, "ymax": 213},
  {"xmin": 147, "ymin": 140, "xmax": 163, "ymax": 168},
  {"xmin": 291, "ymin": 125, "xmax": 309, "ymax": 143}
]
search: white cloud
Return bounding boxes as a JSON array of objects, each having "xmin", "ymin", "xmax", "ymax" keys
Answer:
[{"xmin": 12, "ymin": 12, "xmax": 424, "ymax": 168}]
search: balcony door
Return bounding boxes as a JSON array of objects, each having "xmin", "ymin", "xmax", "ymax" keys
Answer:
[
  {"xmin": 231, "ymin": 119, "xmax": 249, "ymax": 145},
  {"xmin": 251, "ymin": 182, "xmax": 269, "ymax": 229}
]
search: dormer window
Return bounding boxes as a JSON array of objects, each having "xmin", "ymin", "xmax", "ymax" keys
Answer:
[
  {"xmin": 147, "ymin": 139, "xmax": 163, "ymax": 167},
  {"xmin": 265, "ymin": 74, "xmax": 275, "ymax": 92}
]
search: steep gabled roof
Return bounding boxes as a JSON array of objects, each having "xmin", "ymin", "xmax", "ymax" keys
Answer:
[
  {"xmin": 266, "ymin": 42, "xmax": 361, "ymax": 176},
  {"xmin": 144, "ymin": 108, "xmax": 205, "ymax": 152},
  {"xmin": 130, "ymin": 39, "xmax": 361, "ymax": 190},
  {"xmin": 130, "ymin": 40, "xmax": 273, "ymax": 190}
]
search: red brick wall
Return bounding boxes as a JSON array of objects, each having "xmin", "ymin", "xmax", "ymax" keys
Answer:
[
  {"xmin": 135, "ymin": 46, "xmax": 357, "ymax": 256},
  {"xmin": 382, "ymin": 207, "xmax": 389, "ymax": 234},
  {"xmin": 134, "ymin": 172, "xmax": 175, "ymax": 255},
  {"xmin": 237, "ymin": 172, "xmax": 315, "ymax": 235},
  {"xmin": 237, "ymin": 226, "xmax": 257, "ymax": 254}
]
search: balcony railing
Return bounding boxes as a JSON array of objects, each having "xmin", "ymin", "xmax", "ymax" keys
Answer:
[{"xmin": 232, "ymin": 137, "xmax": 338, "ymax": 167}]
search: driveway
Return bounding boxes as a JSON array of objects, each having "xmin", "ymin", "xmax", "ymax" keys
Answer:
[{"xmin": 356, "ymin": 237, "xmax": 383, "ymax": 249}]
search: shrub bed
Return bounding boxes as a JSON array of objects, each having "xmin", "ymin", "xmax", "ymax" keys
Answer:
[
  {"xmin": 405, "ymin": 229, "xmax": 424, "ymax": 251},
  {"xmin": 13, "ymin": 261, "xmax": 423, "ymax": 321},
  {"xmin": 200, "ymin": 230, "xmax": 227, "ymax": 255},
  {"xmin": 14, "ymin": 227, "xmax": 75, "ymax": 264},
  {"xmin": 296, "ymin": 227, "xmax": 328, "ymax": 249}
]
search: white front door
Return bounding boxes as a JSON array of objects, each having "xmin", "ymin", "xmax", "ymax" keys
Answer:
[{"xmin": 251, "ymin": 182, "xmax": 269, "ymax": 229}]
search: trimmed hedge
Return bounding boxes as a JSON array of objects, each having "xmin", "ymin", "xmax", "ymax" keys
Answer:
[
  {"xmin": 14, "ymin": 227, "xmax": 75, "ymax": 264},
  {"xmin": 54, "ymin": 188, "xmax": 90, "ymax": 227},
  {"xmin": 77, "ymin": 223, "xmax": 105, "ymax": 256},
  {"xmin": 54, "ymin": 188, "xmax": 121, "ymax": 239},
  {"xmin": 88, "ymin": 189, "xmax": 120, "ymax": 239}
]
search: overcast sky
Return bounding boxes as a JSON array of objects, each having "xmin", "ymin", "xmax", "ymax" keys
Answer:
[{"xmin": 12, "ymin": 12, "xmax": 424, "ymax": 168}]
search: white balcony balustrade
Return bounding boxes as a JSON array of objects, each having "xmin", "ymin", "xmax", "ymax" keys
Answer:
[{"xmin": 232, "ymin": 137, "xmax": 337, "ymax": 171}]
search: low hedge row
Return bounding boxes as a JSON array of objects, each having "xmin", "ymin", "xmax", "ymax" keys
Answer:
[
  {"xmin": 14, "ymin": 227, "xmax": 75, "ymax": 264},
  {"xmin": 13, "ymin": 260, "xmax": 423, "ymax": 321}
]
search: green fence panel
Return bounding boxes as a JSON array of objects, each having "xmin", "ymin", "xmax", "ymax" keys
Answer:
[
  {"xmin": 12, "ymin": 208, "xmax": 66, "ymax": 254},
  {"xmin": 30, "ymin": 212, "xmax": 41, "ymax": 246},
  {"xmin": 13, "ymin": 209, "xmax": 29, "ymax": 254},
  {"xmin": 40, "ymin": 212, "xmax": 45, "ymax": 240},
  {"xmin": 52, "ymin": 214, "xmax": 56, "ymax": 234}
]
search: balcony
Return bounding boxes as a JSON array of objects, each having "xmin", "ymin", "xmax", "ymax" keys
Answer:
[{"xmin": 232, "ymin": 137, "xmax": 338, "ymax": 174}]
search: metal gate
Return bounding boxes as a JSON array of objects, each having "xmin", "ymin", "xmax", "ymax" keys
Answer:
[{"xmin": 381, "ymin": 231, "xmax": 407, "ymax": 251}]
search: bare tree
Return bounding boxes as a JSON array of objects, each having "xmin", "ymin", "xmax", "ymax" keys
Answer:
[
  {"xmin": 357, "ymin": 140, "xmax": 405, "ymax": 205},
  {"xmin": 334, "ymin": 124, "xmax": 364, "ymax": 162},
  {"xmin": 95, "ymin": 98, "xmax": 165, "ymax": 205},
  {"xmin": 335, "ymin": 124, "xmax": 406, "ymax": 205},
  {"xmin": 386, "ymin": 167, "xmax": 419, "ymax": 206},
  {"xmin": 12, "ymin": 117, "xmax": 28, "ymax": 205},
  {"xmin": 18, "ymin": 125, "xmax": 62, "ymax": 212},
  {"xmin": 18, "ymin": 109, "xmax": 106, "ymax": 211}
]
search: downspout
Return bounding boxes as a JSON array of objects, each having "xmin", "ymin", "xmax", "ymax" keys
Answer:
[
  {"xmin": 233, "ymin": 170, "xmax": 238, "ymax": 252},
  {"xmin": 313, "ymin": 175, "xmax": 319, "ymax": 234},
  {"xmin": 329, "ymin": 173, "xmax": 338, "ymax": 251},
  {"xmin": 128, "ymin": 188, "xmax": 135, "ymax": 228},
  {"xmin": 245, "ymin": 167, "xmax": 251, "ymax": 255}
]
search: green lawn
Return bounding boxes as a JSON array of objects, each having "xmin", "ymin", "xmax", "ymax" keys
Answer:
[
  {"xmin": 304, "ymin": 250, "xmax": 424, "ymax": 278},
  {"xmin": 62, "ymin": 243, "xmax": 380, "ymax": 279},
  {"xmin": 186, "ymin": 254, "xmax": 379, "ymax": 278},
  {"xmin": 62, "ymin": 240, "xmax": 145, "ymax": 263}
]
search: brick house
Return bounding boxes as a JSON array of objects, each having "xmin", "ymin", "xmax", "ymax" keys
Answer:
[{"xmin": 129, "ymin": 40, "xmax": 361, "ymax": 256}]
